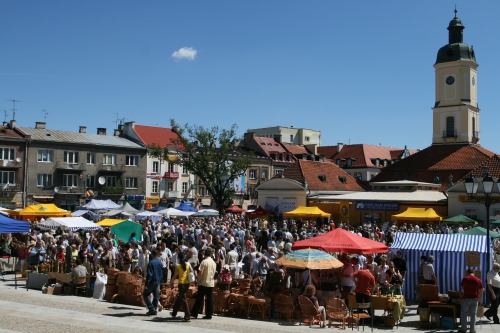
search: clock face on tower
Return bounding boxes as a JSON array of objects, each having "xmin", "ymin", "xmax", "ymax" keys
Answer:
[{"xmin": 446, "ymin": 76, "xmax": 455, "ymax": 85}]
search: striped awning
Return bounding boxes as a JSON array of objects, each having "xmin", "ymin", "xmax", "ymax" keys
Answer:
[{"xmin": 391, "ymin": 232, "xmax": 488, "ymax": 253}]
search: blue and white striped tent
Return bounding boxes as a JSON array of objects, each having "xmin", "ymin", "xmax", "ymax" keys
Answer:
[{"xmin": 390, "ymin": 233, "xmax": 492, "ymax": 300}]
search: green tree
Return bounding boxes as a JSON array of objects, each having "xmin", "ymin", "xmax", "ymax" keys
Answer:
[{"xmin": 147, "ymin": 120, "xmax": 253, "ymax": 214}]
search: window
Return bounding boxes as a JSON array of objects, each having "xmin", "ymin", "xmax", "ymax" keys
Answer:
[
  {"xmin": 346, "ymin": 159, "xmax": 352, "ymax": 167},
  {"xmin": 86, "ymin": 153, "xmax": 96, "ymax": 165},
  {"xmin": 105, "ymin": 176, "xmax": 116, "ymax": 187},
  {"xmin": 64, "ymin": 151, "xmax": 79, "ymax": 164},
  {"xmin": 446, "ymin": 116, "xmax": 455, "ymax": 137},
  {"xmin": 37, "ymin": 150, "xmax": 54, "ymax": 162},
  {"xmin": 355, "ymin": 173, "xmax": 362, "ymax": 181},
  {"xmin": 152, "ymin": 181, "xmax": 159, "ymax": 193},
  {"xmin": 290, "ymin": 134, "xmax": 293, "ymax": 142},
  {"xmin": 182, "ymin": 182, "xmax": 188, "ymax": 193},
  {"xmin": 103, "ymin": 154, "xmax": 116, "ymax": 165},
  {"xmin": 167, "ymin": 182, "xmax": 174, "ymax": 192},
  {"xmin": 465, "ymin": 209, "xmax": 477, "ymax": 220},
  {"xmin": 63, "ymin": 174, "xmax": 78, "ymax": 187},
  {"xmin": 249, "ymin": 169, "xmax": 257, "ymax": 179},
  {"xmin": 0, "ymin": 148, "xmax": 15, "ymax": 160},
  {"xmin": 125, "ymin": 177, "xmax": 138, "ymax": 188},
  {"xmin": 317, "ymin": 174, "xmax": 327, "ymax": 183},
  {"xmin": 86, "ymin": 176, "xmax": 95, "ymax": 188},
  {"xmin": 199, "ymin": 186, "xmax": 205, "ymax": 197},
  {"xmin": 275, "ymin": 169, "xmax": 283, "ymax": 175},
  {"xmin": 125, "ymin": 155, "xmax": 139, "ymax": 166},
  {"xmin": 152, "ymin": 161, "xmax": 159, "ymax": 173},
  {"xmin": 337, "ymin": 159, "xmax": 343, "ymax": 167},
  {"xmin": 37, "ymin": 174, "xmax": 52, "ymax": 187},
  {"xmin": 168, "ymin": 162, "xmax": 174, "ymax": 172},
  {"xmin": 0, "ymin": 171, "xmax": 14, "ymax": 185},
  {"xmin": 182, "ymin": 165, "xmax": 188, "ymax": 175},
  {"xmin": 305, "ymin": 136, "xmax": 310, "ymax": 142},
  {"xmin": 261, "ymin": 169, "xmax": 268, "ymax": 180}
]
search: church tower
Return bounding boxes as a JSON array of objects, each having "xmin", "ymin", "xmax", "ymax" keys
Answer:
[{"xmin": 432, "ymin": 9, "xmax": 479, "ymax": 145}]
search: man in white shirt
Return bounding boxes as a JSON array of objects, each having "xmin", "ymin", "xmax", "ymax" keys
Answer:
[
  {"xmin": 225, "ymin": 243, "xmax": 239, "ymax": 279},
  {"xmin": 267, "ymin": 236, "xmax": 276, "ymax": 250},
  {"xmin": 250, "ymin": 252, "xmax": 262, "ymax": 277},
  {"xmin": 223, "ymin": 233, "xmax": 234, "ymax": 251},
  {"xmin": 159, "ymin": 242, "xmax": 171, "ymax": 282}
]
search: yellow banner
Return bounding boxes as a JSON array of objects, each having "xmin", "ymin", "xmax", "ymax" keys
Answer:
[
  {"xmin": 340, "ymin": 200, "xmax": 349, "ymax": 222},
  {"xmin": 146, "ymin": 197, "xmax": 160, "ymax": 204},
  {"xmin": 459, "ymin": 194, "xmax": 500, "ymax": 202}
]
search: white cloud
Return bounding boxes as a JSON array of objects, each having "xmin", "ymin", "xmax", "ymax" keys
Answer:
[{"xmin": 172, "ymin": 47, "xmax": 197, "ymax": 61}]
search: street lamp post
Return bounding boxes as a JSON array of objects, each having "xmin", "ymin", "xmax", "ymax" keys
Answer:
[{"xmin": 464, "ymin": 166, "xmax": 500, "ymax": 305}]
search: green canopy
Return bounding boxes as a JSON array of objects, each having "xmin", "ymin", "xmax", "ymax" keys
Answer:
[
  {"xmin": 442, "ymin": 214, "xmax": 477, "ymax": 224},
  {"xmin": 457, "ymin": 226, "xmax": 500, "ymax": 239},
  {"xmin": 491, "ymin": 220, "xmax": 500, "ymax": 225},
  {"xmin": 109, "ymin": 219, "xmax": 142, "ymax": 242}
]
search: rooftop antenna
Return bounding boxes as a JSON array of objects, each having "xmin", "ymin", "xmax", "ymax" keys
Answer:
[
  {"xmin": 454, "ymin": 5, "xmax": 457, "ymax": 18},
  {"xmin": 7, "ymin": 99, "xmax": 21, "ymax": 120},
  {"xmin": 41, "ymin": 110, "xmax": 49, "ymax": 120},
  {"xmin": 113, "ymin": 113, "xmax": 126, "ymax": 127},
  {"xmin": 0, "ymin": 110, "xmax": 7, "ymax": 122}
]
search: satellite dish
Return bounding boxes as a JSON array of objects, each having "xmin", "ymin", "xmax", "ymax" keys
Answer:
[
  {"xmin": 98, "ymin": 176, "xmax": 106, "ymax": 185},
  {"xmin": 15, "ymin": 157, "xmax": 21, "ymax": 163},
  {"xmin": 54, "ymin": 187, "xmax": 59, "ymax": 193},
  {"xmin": 2, "ymin": 183, "xmax": 8, "ymax": 191}
]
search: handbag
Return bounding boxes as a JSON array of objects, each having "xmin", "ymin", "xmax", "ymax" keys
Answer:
[{"xmin": 189, "ymin": 272, "xmax": 196, "ymax": 284}]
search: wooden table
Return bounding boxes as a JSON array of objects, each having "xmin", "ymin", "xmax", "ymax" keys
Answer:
[{"xmin": 427, "ymin": 301, "xmax": 457, "ymax": 327}]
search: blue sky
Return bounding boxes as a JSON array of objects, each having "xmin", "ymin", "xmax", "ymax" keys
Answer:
[{"xmin": 1, "ymin": 1, "xmax": 500, "ymax": 152}]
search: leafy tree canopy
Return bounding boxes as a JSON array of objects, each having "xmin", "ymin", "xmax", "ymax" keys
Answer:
[{"xmin": 147, "ymin": 120, "xmax": 253, "ymax": 214}]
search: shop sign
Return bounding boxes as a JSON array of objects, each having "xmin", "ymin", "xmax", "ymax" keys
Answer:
[
  {"xmin": 265, "ymin": 200, "xmax": 297, "ymax": 215},
  {"xmin": 355, "ymin": 201, "xmax": 399, "ymax": 211},
  {"xmin": 146, "ymin": 197, "xmax": 161, "ymax": 204}
]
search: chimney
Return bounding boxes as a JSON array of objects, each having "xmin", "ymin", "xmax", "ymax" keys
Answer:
[
  {"xmin": 244, "ymin": 132, "xmax": 255, "ymax": 143},
  {"xmin": 318, "ymin": 155, "xmax": 324, "ymax": 162},
  {"xmin": 97, "ymin": 128, "xmax": 107, "ymax": 135},
  {"xmin": 35, "ymin": 122, "xmax": 46, "ymax": 129},
  {"xmin": 337, "ymin": 142, "xmax": 344, "ymax": 152},
  {"xmin": 273, "ymin": 134, "xmax": 282, "ymax": 143},
  {"xmin": 2, "ymin": 122, "xmax": 7, "ymax": 127},
  {"xmin": 114, "ymin": 129, "xmax": 121, "ymax": 136},
  {"xmin": 79, "ymin": 126, "xmax": 87, "ymax": 133},
  {"xmin": 8, "ymin": 120, "xmax": 16, "ymax": 129},
  {"xmin": 118, "ymin": 124, "xmax": 124, "ymax": 131}
]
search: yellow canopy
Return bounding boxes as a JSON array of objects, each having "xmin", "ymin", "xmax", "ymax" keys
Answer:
[
  {"xmin": 391, "ymin": 207, "xmax": 442, "ymax": 221},
  {"xmin": 283, "ymin": 206, "xmax": 331, "ymax": 218},
  {"xmin": 97, "ymin": 218, "xmax": 126, "ymax": 227},
  {"xmin": 9, "ymin": 204, "xmax": 70, "ymax": 221}
]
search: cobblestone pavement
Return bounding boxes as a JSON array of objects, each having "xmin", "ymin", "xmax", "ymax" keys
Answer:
[{"xmin": 1, "ymin": 276, "xmax": 500, "ymax": 333}]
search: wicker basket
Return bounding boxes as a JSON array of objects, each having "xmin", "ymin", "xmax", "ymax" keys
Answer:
[
  {"xmin": 117, "ymin": 272, "xmax": 131, "ymax": 284},
  {"xmin": 106, "ymin": 285, "xmax": 118, "ymax": 302}
]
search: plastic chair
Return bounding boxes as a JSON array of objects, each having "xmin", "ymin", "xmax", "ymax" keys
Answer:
[
  {"xmin": 298, "ymin": 295, "xmax": 324, "ymax": 327},
  {"xmin": 326, "ymin": 298, "xmax": 349, "ymax": 329},
  {"xmin": 74, "ymin": 276, "xmax": 87, "ymax": 296}
]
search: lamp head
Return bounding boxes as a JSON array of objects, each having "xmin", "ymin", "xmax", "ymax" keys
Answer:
[{"xmin": 464, "ymin": 173, "xmax": 479, "ymax": 196}]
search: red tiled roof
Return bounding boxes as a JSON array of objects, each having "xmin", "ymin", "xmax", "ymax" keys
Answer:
[
  {"xmin": 461, "ymin": 154, "xmax": 500, "ymax": 181},
  {"xmin": 253, "ymin": 136, "xmax": 288, "ymax": 155},
  {"xmin": 317, "ymin": 146, "xmax": 339, "ymax": 160},
  {"xmin": 282, "ymin": 143, "xmax": 310, "ymax": 155},
  {"xmin": 372, "ymin": 144, "xmax": 495, "ymax": 191},
  {"xmin": 0, "ymin": 126, "xmax": 25, "ymax": 139},
  {"xmin": 133, "ymin": 125, "xmax": 182, "ymax": 149},
  {"xmin": 320, "ymin": 144, "xmax": 415, "ymax": 168},
  {"xmin": 282, "ymin": 160, "xmax": 365, "ymax": 192}
]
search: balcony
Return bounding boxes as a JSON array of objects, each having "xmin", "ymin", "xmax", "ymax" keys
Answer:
[
  {"xmin": 0, "ymin": 160, "xmax": 21, "ymax": 168},
  {"xmin": 55, "ymin": 185, "xmax": 85, "ymax": 194},
  {"xmin": 55, "ymin": 162, "xmax": 86, "ymax": 171},
  {"xmin": 164, "ymin": 190, "xmax": 179, "ymax": 198},
  {"xmin": 98, "ymin": 163, "xmax": 125, "ymax": 173},
  {"xmin": 442, "ymin": 130, "xmax": 457, "ymax": 138},
  {"xmin": 1, "ymin": 184, "xmax": 21, "ymax": 192},
  {"xmin": 164, "ymin": 172, "xmax": 179, "ymax": 179},
  {"xmin": 100, "ymin": 186, "xmax": 124, "ymax": 195}
]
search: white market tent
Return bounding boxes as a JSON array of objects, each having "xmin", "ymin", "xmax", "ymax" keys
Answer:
[
  {"xmin": 71, "ymin": 210, "xmax": 90, "ymax": 217},
  {"xmin": 390, "ymin": 232, "xmax": 491, "ymax": 300},
  {"xmin": 39, "ymin": 217, "xmax": 102, "ymax": 232},
  {"xmin": 198, "ymin": 209, "xmax": 219, "ymax": 213},
  {"xmin": 83, "ymin": 199, "xmax": 121, "ymax": 210},
  {"xmin": 156, "ymin": 208, "xmax": 195, "ymax": 218},
  {"xmin": 135, "ymin": 211, "xmax": 162, "ymax": 222},
  {"xmin": 103, "ymin": 202, "xmax": 139, "ymax": 217}
]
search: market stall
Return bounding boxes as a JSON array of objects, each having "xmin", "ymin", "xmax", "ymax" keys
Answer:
[
  {"xmin": 97, "ymin": 219, "xmax": 142, "ymax": 241},
  {"xmin": 0, "ymin": 214, "xmax": 30, "ymax": 233},
  {"xmin": 38, "ymin": 217, "xmax": 102, "ymax": 232},
  {"xmin": 245, "ymin": 206, "xmax": 273, "ymax": 219},
  {"xmin": 283, "ymin": 206, "xmax": 330, "ymax": 218},
  {"xmin": 82, "ymin": 199, "xmax": 121, "ymax": 210},
  {"xmin": 224, "ymin": 205, "xmax": 245, "ymax": 214},
  {"xmin": 156, "ymin": 207, "xmax": 195, "ymax": 217},
  {"xmin": 391, "ymin": 207, "xmax": 442, "ymax": 223},
  {"xmin": 292, "ymin": 228, "xmax": 388, "ymax": 254},
  {"xmin": 8, "ymin": 204, "xmax": 70, "ymax": 221},
  {"xmin": 390, "ymin": 233, "xmax": 490, "ymax": 300}
]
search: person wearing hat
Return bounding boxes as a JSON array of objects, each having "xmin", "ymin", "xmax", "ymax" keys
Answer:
[
  {"xmin": 485, "ymin": 263, "xmax": 500, "ymax": 324},
  {"xmin": 423, "ymin": 255, "xmax": 437, "ymax": 285},
  {"xmin": 29, "ymin": 240, "xmax": 46, "ymax": 269}
]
